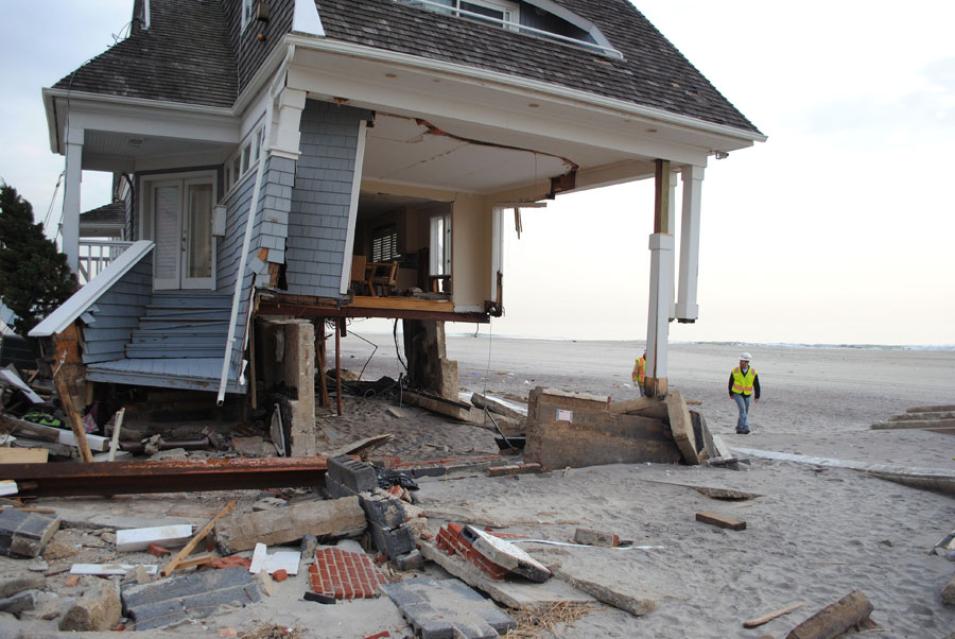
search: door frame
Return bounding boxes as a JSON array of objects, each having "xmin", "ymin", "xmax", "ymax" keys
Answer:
[{"xmin": 139, "ymin": 170, "xmax": 218, "ymax": 291}]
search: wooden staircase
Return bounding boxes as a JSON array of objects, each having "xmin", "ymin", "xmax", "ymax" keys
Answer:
[{"xmin": 125, "ymin": 293, "xmax": 231, "ymax": 359}]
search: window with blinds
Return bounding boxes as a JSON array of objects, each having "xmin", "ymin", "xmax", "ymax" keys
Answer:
[{"xmin": 372, "ymin": 225, "xmax": 399, "ymax": 262}]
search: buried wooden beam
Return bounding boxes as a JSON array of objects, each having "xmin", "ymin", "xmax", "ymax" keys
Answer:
[
  {"xmin": 335, "ymin": 318, "xmax": 343, "ymax": 417},
  {"xmin": 315, "ymin": 319, "xmax": 330, "ymax": 409},
  {"xmin": 785, "ymin": 591, "xmax": 874, "ymax": 639},
  {"xmin": 743, "ymin": 601, "xmax": 806, "ymax": 629},
  {"xmin": 161, "ymin": 500, "xmax": 236, "ymax": 577}
]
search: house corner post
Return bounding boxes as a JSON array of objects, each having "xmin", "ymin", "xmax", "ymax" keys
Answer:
[
  {"xmin": 645, "ymin": 159, "xmax": 674, "ymax": 398},
  {"xmin": 62, "ymin": 124, "xmax": 84, "ymax": 274},
  {"xmin": 676, "ymin": 165, "xmax": 704, "ymax": 322}
]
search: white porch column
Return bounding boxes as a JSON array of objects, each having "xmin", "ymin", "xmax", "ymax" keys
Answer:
[
  {"xmin": 645, "ymin": 159, "xmax": 674, "ymax": 397},
  {"xmin": 61, "ymin": 124, "xmax": 84, "ymax": 274},
  {"xmin": 667, "ymin": 169, "xmax": 678, "ymax": 321},
  {"xmin": 676, "ymin": 165, "xmax": 704, "ymax": 322}
]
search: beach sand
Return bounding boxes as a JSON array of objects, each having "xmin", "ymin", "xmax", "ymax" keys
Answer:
[{"xmin": 332, "ymin": 335, "xmax": 955, "ymax": 638}]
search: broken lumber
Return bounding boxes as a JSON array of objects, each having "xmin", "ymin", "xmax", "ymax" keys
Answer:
[
  {"xmin": 665, "ymin": 390, "xmax": 700, "ymax": 465},
  {"xmin": 471, "ymin": 393, "xmax": 526, "ymax": 419},
  {"xmin": 696, "ymin": 511, "xmax": 746, "ymax": 531},
  {"xmin": 0, "ymin": 448, "xmax": 48, "ymax": 464},
  {"xmin": 0, "ymin": 456, "xmax": 329, "ymax": 497},
  {"xmin": 607, "ymin": 397, "xmax": 668, "ymax": 419},
  {"xmin": 906, "ymin": 404, "xmax": 955, "ymax": 413},
  {"xmin": 744, "ymin": 601, "xmax": 806, "ymax": 628},
  {"xmin": 890, "ymin": 411, "xmax": 955, "ymax": 421},
  {"xmin": 871, "ymin": 419, "xmax": 955, "ymax": 431},
  {"xmin": 161, "ymin": 499, "xmax": 236, "ymax": 576},
  {"xmin": 326, "ymin": 433, "xmax": 392, "ymax": 458},
  {"xmin": 0, "ymin": 414, "xmax": 59, "ymax": 442},
  {"xmin": 52, "ymin": 366, "xmax": 93, "ymax": 463},
  {"xmin": 785, "ymin": 590, "xmax": 874, "ymax": 639},
  {"xmin": 214, "ymin": 496, "xmax": 366, "ymax": 553},
  {"xmin": 487, "ymin": 463, "xmax": 541, "ymax": 477},
  {"xmin": 403, "ymin": 390, "xmax": 472, "ymax": 421}
]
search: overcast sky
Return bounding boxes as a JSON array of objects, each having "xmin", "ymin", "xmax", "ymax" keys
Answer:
[{"xmin": 1, "ymin": 1, "xmax": 953, "ymax": 346}]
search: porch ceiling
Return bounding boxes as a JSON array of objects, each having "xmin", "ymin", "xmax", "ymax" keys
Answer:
[
  {"xmin": 362, "ymin": 114, "xmax": 631, "ymax": 193},
  {"xmin": 82, "ymin": 130, "xmax": 233, "ymax": 172}
]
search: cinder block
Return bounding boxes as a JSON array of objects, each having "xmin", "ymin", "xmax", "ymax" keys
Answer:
[
  {"xmin": 360, "ymin": 494, "xmax": 406, "ymax": 529},
  {"xmin": 393, "ymin": 549, "xmax": 425, "ymax": 571},
  {"xmin": 370, "ymin": 522, "xmax": 415, "ymax": 559},
  {"xmin": 327, "ymin": 455, "xmax": 378, "ymax": 495},
  {"xmin": 0, "ymin": 509, "xmax": 61, "ymax": 558}
]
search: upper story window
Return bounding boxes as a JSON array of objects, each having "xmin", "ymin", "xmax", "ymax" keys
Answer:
[
  {"xmin": 225, "ymin": 125, "xmax": 266, "ymax": 194},
  {"xmin": 241, "ymin": 0, "xmax": 255, "ymax": 31},
  {"xmin": 400, "ymin": 0, "xmax": 622, "ymax": 59}
]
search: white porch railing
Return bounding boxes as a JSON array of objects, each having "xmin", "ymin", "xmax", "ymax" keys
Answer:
[{"xmin": 78, "ymin": 240, "xmax": 134, "ymax": 285}]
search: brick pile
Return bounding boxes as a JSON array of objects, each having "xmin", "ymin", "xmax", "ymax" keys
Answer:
[
  {"xmin": 308, "ymin": 547, "xmax": 387, "ymax": 600},
  {"xmin": 435, "ymin": 524, "xmax": 507, "ymax": 580}
]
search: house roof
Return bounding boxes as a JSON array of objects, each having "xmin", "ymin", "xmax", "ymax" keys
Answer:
[
  {"xmin": 315, "ymin": 0, "xmax": 760, "ymax": 134},
  {"xmin": 80, "ymin": 201, "xmax": 125, "ymax": 226},
  {"xmin": 50, "ymin": 0, "xmax": 758, "ymax": 135},
  {"xmin": 51, "ymin": 0, "xmax": 236, "ymax": 108}
]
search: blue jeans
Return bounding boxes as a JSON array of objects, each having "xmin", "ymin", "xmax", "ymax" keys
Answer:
[{"xmin": 733, "ymin": 394, "xmax": 752, "ymax": 432}]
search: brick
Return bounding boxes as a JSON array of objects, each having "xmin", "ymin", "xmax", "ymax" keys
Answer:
[
  {"xmin": 272, "ymin": 569, "xmax": 288, "ymax": 583},
  {"xmin": 308, "ymin": 547, "xmax": 386, "ymax": 600},
  {"xmin": 327, "ymin": 456, "xmax": 378, "ymax": 496},
  {"xmin": 122, "ymin": 567, "xmax": 263, "ymax": 630},
  {"xmin": 0, "ymin": 509, "xmax": 60, "ymax": 558},
  {"xmin": 147, "ymin": 543, "xmax": 171, "ymax": 557}
]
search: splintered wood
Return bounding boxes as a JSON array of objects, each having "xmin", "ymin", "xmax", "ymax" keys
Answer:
[{"xmin": 665, "ymin": 391, "xmax": 700, "ymax": 465}]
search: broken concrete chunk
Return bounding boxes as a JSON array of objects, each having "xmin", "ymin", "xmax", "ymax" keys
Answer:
[
  {"xmin": 573, "ymin": 528, "xmax": 621, "ymax": 548},
  {"xmin": 214, "ymin": 497, "xmax": 366, "ymax": 554},
  {"xmin": 361, "ymin": 493, "xmax": 407, "ymax": 530},
  {"xmin": 0, "ymin": 574, "xmax": 45, "ymax": 599},
  {"xmin": 556, "ymin": 571, "xmax": 656, "ymax": 617},
  {"xmin": 122, "ymin": 567, "xmax": 263, "ymax": 630},
  {"xmin": 381, "ymin": 577, "xmax": 516, "ymax": 639},
  {"xmin": 327, "ymin": 455, "xmax": 378, "ymax": 497},
  {"xmin": 394, "ymin": 549, "xmax": 425, "ymax": 571},
  {"xmin": 0, "ymin": 591, "xmax": 36, "ymax": 617},
  {"xmin": 115, "ymin": 524, "xmax": 193, "ymax": 552},
  {"xmin": 0, "ymin": 509, "xmax": 60, "ymax": 558},
  {"xmin": 943, "ymin": 574, "xmax": 955, "ymax": 606},
  {"xmin": 60, "ymin": 577, "xmax": 121, "ymax": 632},
  {"xmin": 370, "ymin": 522, "xmax": 416, "ymax": 559},
  {"xmin": 464, "ymin": 526, "xmax": 552, "ymax": 583}
]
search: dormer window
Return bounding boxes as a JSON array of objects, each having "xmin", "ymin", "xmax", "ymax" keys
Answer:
[
  {"xmin": 401, "ymin": 0, "xmax": 622, "ymax": 59},
  {"xmin": 241, "ymin": 0, "xmax": 255, "ymax": 31}
]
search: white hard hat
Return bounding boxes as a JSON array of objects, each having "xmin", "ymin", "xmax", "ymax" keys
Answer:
[{"xmin": 740, "ymin": 352, "xmax": 752, "ymax": 361}]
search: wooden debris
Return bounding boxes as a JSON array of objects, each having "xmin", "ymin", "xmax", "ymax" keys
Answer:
[
  {"xmin": 52, "ymin": 364, "xmax": 93, "ymax": 463},
  {"xmin": 0, "ymin": 414, "xmax": 59, "ymax": 442},
  {"xmin": 175, "ymin": 553, "xmax": 219, "ymax": 570},
  {"xmin": 890, "ymin": 411, "xmax": 955, "ymax": 421},
  {"xmin": 907, "ymin": 404, "xmax": 955, "ymax": 413},
  {"xmin": 70, "ymin": 564, "xmax": 158, "ymax": 576},
  {"xmin": 107, "ymin": 408, "xmax": 125, "ymax": 462},
  {"xmin": 744, "ymin": 601, "xmax": 806, "ymax": 628},
  {"xmin": 402, "ymin": 391, "xmax": 472, "ymax": 422},
  {"xmin": 665, "ymin": 391, "xmax": 700, "ymax": 465},
  {"xmin": 871, "ymin": 419, "xmax": 955, "ymax": 433},
  {"xmin": 641, "ymin": 479, "xmax": 760, "ymax": 501},
  {"xmin": 326, "ymin": 433, "xmax": 393, "ymax": 458},
  {"xmin": 0, "ymin": 448, "xmax": 48, "ymax": 464},
  {"xmin": 161, "ymin": 500, "xmax": 236, "ymax": 577},
  {"xmin": 696, "ymin": 511, "xmax": 746, "ymax": 531},
  {"xmin": 471, "ymin": 393, "xmax": 526, "ymax": 419},
  {"xmin": 785, "ymin": 590, "xmax": 874, "ymax": 639},
  {"xmin": 487, "ymin": 463, "xmax": 542, "ymax": 477}
]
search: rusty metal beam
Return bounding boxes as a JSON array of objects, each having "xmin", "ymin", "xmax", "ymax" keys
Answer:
[{"xmin": 5, "ymin": 456, "xmax": 328, "ymax": 498}]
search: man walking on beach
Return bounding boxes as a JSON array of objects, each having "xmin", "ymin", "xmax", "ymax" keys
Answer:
[
  {"xmin": 632, "ymin": 350, "xmax": 647, "ymax": 396},
  {"xmin": 729, "ymin": 352, "xmax": 760, "ymax": 434}
]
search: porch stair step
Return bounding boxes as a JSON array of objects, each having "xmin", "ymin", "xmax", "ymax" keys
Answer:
[
  {"xmin": 149, "ymin": 293, "xmax": 232, "ymax": 309},
  {"xmin": 136, "ymin": 321, "xmax": 230, "ymax": 333},
  {"xmin": 130, "ymin": 333, "xmax": 228, "ymax": 346},
  {"xmin": 141, "ymin": 308, "xmax": 231, "ymax": 320},
  {"xmin": 125, "ymin": 344, "xmax": 226, "ymax": 359}
]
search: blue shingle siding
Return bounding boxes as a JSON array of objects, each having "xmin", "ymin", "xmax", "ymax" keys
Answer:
[
  {"xmin": 286, "ymin": 100, "xmax": 370, "ymax": 298},
  {"xmin": 79, "ymin": 256, "xmax": 153, "ymax": 364},
  {"xmin": 217, "ymin": 171, "xmax": 257, "ymax": 294}
]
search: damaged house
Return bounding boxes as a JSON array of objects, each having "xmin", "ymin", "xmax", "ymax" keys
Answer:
[{"xmin": 29, "ymin": 0, "xmax": 762, "ymax": 455}]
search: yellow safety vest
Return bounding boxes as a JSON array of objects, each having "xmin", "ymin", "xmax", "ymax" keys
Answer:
[
  {"xmin": 731, "ymin": 366, "xmax": 757, "ymax": 396},
  {"xmin": 633, "ymin": 357, "xmax": 646, "ymax": 384}
]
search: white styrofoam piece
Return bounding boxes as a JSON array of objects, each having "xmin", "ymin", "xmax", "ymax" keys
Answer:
[
  {"xmin": 466, "ymin": 525, "xmax": 551, "ymax": 575},
  {"xmin": 0, "ymin": 369, "xmax": 43, "ymax": 404},
  {"xmin": 0, "ymin": 480, "xmax": 18, "ymax": 497},
  {"xmin": 116, "ymin": 524, "xmax": 193, "ymax": 552},
  {"xmin": 70, "ymin": 564, "xmax": 159, "ymax": 576},
  {"xmin": 248, "ymin": 543, "xmax": 300, "ymax": 576}
]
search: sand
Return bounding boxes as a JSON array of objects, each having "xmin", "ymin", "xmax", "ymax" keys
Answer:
[{"xmin": 336, "ymin": 336, "xmax": 955, "ymax": 637}]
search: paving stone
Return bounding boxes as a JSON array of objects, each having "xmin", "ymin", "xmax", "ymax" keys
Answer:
[
  {"xmin": 0, "ymin": 509, "xmax": 61, "ymax": 558},
  {"xmin": 60, "ymin": 577, "xmax": 121, "ymax": 631},
  {"xmin": 381, "ymin": 578, "xmax": 515, "ymax": 638},
  {"xmin": 370, "ymin": 522, "xmax": 415, "ymax": 559},
  {"xmin": 122, "ymin": 567, "xmax": 263, "ymax": 630},
  {"xmin": 0, "ymin": 591, "xmax": 36, "ymax": 617},
  {"xmin": 0, "ymin": 574, "xmax": 45, "ymax": 599},
  {"xmin": 327, "ymin": 455, "xmax": 378, "ymax": 496}
]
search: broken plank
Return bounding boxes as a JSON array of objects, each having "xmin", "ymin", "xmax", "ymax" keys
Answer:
[
  {"xmin": 743, "ymin": 601, "xmax": 806, "ymax": 628},
  {"xmin": 664, "ymin": 390, "xmax": 700, "ymax": 465},
  {"xmin": 785, "ymin": 591, "xmax": 873, "ymax": 639},
  {"xmin": 696, "ymin": 511, "xmax": 746, "ymax": 531},
  {"xmin": 161, "ymin": 499, "xmax": 236, "ymax": 577},
  {"xmin": 11, "ymin": 438, "xmax": 75, "ymax": 459},
  {"xmin": 906, "ymin": 404, "xmax": 955, "ymax": 413},
  {"xmin": 402, "ymin": 390, "xmax": 472, "ymax": 421},
  {"xmin": 470, "ymin": 393, "xmax": 526, "ymax": 419},
  {"xmin": 0, "ymin": 414, "xmax": 60, "ymax": 442},
  {"xmin": 0, "ymin": 448, "xmax": 48, "ymax": 464},
  {"xmin": 487, "ymin": 463, "xmax": 542, "ymax": 477},
  {"xmin": 871, "ymin": 419, "xmax": 955, "ymax": 430},
  {"xmin": 326, "ymin": 433, "xmax": 392, "ymax": 458}
]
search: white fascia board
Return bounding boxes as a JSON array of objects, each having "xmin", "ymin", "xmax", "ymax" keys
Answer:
[
  {"xmin": 29, "ymin": 240, "xmax": 154, "ymax": 337},
  {"xmin": 286, "ymin": 34, "xmax": 766, "ymax": 147},
  {"xmin": 292, "ymin": 0, "xmax": 325, "ymax": 37}
]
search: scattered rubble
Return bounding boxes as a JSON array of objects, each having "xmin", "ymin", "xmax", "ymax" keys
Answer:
[
  {"xmin": 784, "ymin": 590, "xmax": 875, "ymax": 639},
  {"xmin": 59, "ymin": 576, "xmax": 121, "ymax": 631},
  {"xmin": 0, "ymin": 508, "xmax": 60, "ymax": 557},
  {"xmin": 381, "ymin": 577, "xmax": 516, "ymax": 638}
]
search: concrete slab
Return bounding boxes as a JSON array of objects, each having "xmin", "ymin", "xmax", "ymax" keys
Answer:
[{"xmin": 381, "ymin": 577, "xmax": 515, "ymax": 638}]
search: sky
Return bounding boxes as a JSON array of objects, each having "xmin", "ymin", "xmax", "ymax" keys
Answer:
[{"xmin": 1, "ymin": 1, "xmax": 953, "ymax": 346}]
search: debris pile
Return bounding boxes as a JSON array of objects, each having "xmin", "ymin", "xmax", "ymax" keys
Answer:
[{"xmin": 871, "ymin": 404, "xmax": 955, "ymax": 434}]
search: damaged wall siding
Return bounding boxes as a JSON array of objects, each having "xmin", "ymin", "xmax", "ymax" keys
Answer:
[
  {"xmin": 217, "ymin": 172, "xmax": 258, "ymax": 294},
  {"xmin": 79, "ymin": 257, "xmax": 153, "ymax": 364},
  {"xmin": 285, "ymin": 101, "xmax": 370, "ymax": 298},
  {"xmin": 251, "ymin": 155, "xmax": 296, "ymax": 275}
]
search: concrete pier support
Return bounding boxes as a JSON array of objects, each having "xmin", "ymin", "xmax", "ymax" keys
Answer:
[
  {"xmin": 257, "ymin": 318, "xmax": 316, "ymax": 457},
  {"xmin": 402, "ymin": 320, "xmax": 459, "ymax": 400}
]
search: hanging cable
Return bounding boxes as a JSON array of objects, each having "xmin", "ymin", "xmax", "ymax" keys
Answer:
[{"xmin": 393, "ymin": 319, "xmax": 407, "ymax": 374}]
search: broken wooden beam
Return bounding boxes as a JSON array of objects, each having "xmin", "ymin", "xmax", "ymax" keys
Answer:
[
  {"xmin": 744, "ymin": 601, "xmax": 806, "ymax": 628},
  {"xmin": 696, "ymin": 511, "xmax": 746, "ymax": 531},
  {"xmin": 906, "ymin": 404, "xmax": 955, "ymax": 413},
  {"xmin": 161, "ymin": 500, "xmax": 236, "ymax": 577},
  {"xmin": 487, "ymin": 463, "xmax": 541, "ymax": 477},
  {"xmin": 785, "ymin": 591, "xmax": 874, "ymax": 639},
  {"xmin": 402, "ymin": 390, "xmax": 472, "ymax": 422},
  {"xmin": 665, "ymin": 390, "xmax": 701, "ymax": 465},
  {"xmin": 470, "ymin": 393, "xmax": 526, "ymax": 419},
  {"xmin": 1, "ymin": 456, "xmax": 329, "ymax": 497},
  {"xmin": 871, "ymin": 419, "xmax": 955, "ymax": 431}
]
